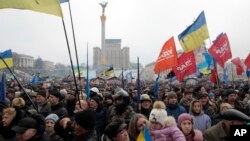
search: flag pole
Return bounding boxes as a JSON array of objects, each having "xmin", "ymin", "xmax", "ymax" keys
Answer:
[
  {"xmin": 0, "ymin": 56, "xmax": 38, "ymax": 112},
  {"xmin": 66, "ymin": 1, "xmax": 82, "ymax": 94},
  {"xmin": 61, "ymin": 19, "xmax": 80, "ymax": 101},
  {"xmin": 121, "ymin": 67, "xmax": 124, "ymax": 89},
  {"xmin": 137, "ymin": 57, "xmax": 141, "ymax": 113},
  {"xmin": 85, "ymin": 43, "xmax": 90, "ymax": 98}
]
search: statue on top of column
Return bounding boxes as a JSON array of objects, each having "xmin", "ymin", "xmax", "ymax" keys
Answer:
[{"xmin": 99, "ymin": 1, "xmax": 108, "ymax": 14}]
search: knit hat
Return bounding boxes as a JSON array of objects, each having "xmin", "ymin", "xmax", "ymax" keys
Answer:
[
  {"xmin": 149, "ymin": 101, "xmax": 167, "ymax": 126},
  {"xmin": 167, "ymin": 91, "xmax": 177, "ymax": 99},
  {"xmin": 74, "ymin": 109, "xmax": 96, "ymax": 130},
  {"xmin": 104, "ymin": 119, "xmax": 127, "ymax": 139},
  {"xmin": 177, "ymin": 113, "xmax": 194, "ymax": 127},
  {"xmin": 45, "ymin": 114, "xmax": 59, "ymax": 123}
]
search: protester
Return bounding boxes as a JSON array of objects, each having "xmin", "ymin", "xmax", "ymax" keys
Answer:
[
  {"xmin": 178, "ymin": 113, "xmax": 203, "ymax": 141},
  {"xmin": 204, "ymin": 109, "xmax": 250, "ymax": 141},
  {"xmin": 35, "ymin": 89, "xmax": 51, "ymax": 117},
  {"xmin": 140, "ymin": 94, "xmax": 152, "ymax": 118},
  {"xmin": 48, "ymin": 89, "xmax": 68, "ymax": 118},
  {"xmin": 0, "ymin": 107, "xmax": 21, "ymax": 140},
  {"xmin": 103, "ymin": 118, "xmax": 130, "ymax": 141},
  {"xmin": 179, "ymin": 89, "xmax": 195, "ymax": 113},
  {"xmin": 166, "ymin": 91, "xmax": 186, "ymax": 121},
  {"xmin": 128, "ymin": 113, "xmax": 150, "ymax": 141},
  {"xmin": 211, "ymin": 102, "xmax": 233, "ymax": 125},
  {"xmin": 189, "ymin": 99, "xmax": 211, "ymax": 133},
  {"xmin": 149, "ymin": 101, "xmax": 185, "ymax": 141},
  {"xmin": 73, "ymin": 109, "xmax": 99, "ymax": 141},
  {"xmin": 108, "ymin": 88, "xmax": 135, "ymax": 124},
  {"xmin": 45, "ymin": 113, "xmax": 61, "ymax": 141},
  {"xmin": 12, "ymin": 114, "xmax": 50, "ymax": 141}
]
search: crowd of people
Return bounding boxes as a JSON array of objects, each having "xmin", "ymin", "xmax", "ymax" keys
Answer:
[{"xmin": 1, "ymin": 79, "xmax": 250, "ymax": 141}]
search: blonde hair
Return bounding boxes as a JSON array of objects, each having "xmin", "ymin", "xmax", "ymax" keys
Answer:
[
  {"xmin": 3, "ymin": 107, "xmax": 17, "ymax": 117},
  {"xmin": 12, "ymin": 97, "xmax": 25, "ymax": 107}
]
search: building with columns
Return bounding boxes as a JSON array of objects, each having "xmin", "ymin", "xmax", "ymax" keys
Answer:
[{"xmin": 13, "ymin": 52, "xmax": 34, "ymax": 68}]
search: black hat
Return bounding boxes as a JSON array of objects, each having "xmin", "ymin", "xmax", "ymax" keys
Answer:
[
  {"xmin": 49, "ymin": 89, "xmax": 63, "ymax": 100},
  {"xmin": 222, "ymin": 109, "xmax": 250, "ymax": 122},
  {"xmin": 198, "ymin": 93, "xmax": 208, "ymax": 99},
  {"xmin": 74, "ymin": 109, "xmax": 96, "ymax": 130},
  {"xmin": 90, "ymin": 95, "xmax": 102, "ymax": 105},
  {"xmin": 37, "ymin": 89, "xmax": 47, "ymax": 98},
  {"xmin": 225, "ymin": 89, "xmax": 237, "ymax": 97},
  {"xmin": 104, "ymin": 119, "xmax": 127, "ymax": 139},
  {"xmin": 12, "ymin": 117, "xmax": 38, "ymax": 133}
]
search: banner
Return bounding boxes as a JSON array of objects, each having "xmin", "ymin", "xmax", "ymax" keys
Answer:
[
  {"xmin": 154, "ymin": 37, "xmax": 177, "ymax": 74},
  {"xmin": 173, "ymin": 51, "xmax": 196, "ymax": 81},
  {"xmin": 231, "ymin": 57, "xmax": 244, "ymax": 75},
  {"xmin": 208, "ymin": 33, "xmax": 232, "ymax": 68}
]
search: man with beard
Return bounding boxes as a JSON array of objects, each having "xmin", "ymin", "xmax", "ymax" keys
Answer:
[{"xmin": 108, "ymin": 88, "xmax": 135, "ymax": 125}]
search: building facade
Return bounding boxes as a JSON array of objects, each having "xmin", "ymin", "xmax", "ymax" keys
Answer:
[{"xmin": 13, "ymin": 52, "xmax": 34, "ymax": 68}]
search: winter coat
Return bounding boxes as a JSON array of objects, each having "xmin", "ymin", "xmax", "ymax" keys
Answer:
[
  {"xmin": 167, "ymin": 103, "xmax": 186, "ymax": 121},
  {"xmin": 190, "ymin": 111, "xmax": 211, "ymax": 133},
  {"xmin": 184, "ymin": 129, "xmax": 203, "ymax": 141},
  {"xmin": 150, "ymin": 116, "xmax": 186, "ymax": 141},
  {"xmin": 51, "ymin": 102, "xmax": 68, "ymax": 118},
  {"xmin": 203, "ymin": 121, "xmax": 229, "ymax": 141},
  {"xmin": 72, "ymin": 129, "xmax": 99, "ymax": 141},
  {"xmin": 35, "ymin": 102, "xmax": 51, "ymax": 117}
]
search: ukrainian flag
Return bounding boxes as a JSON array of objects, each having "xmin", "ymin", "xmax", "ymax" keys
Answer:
[
  {"xmin": 137, "ymin": 126, "xmax": 152, "ymax": 141},
  {"xmin": 0, "ymin": 49, "xmax": 13, "ymax": 69},
  {"xmin": 178, "ymin": 11, "xmax": 209, "ymax": 52},
  {"xmin": 0, "ymin": 0, "xmax": 63, "ymax": 17},
  {"xmin": 105, "ymin": 65, "xmax": 114, "ymax": 76}
]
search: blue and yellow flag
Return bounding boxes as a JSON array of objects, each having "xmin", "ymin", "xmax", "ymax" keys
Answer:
[
  {"xmin": 178, "ymin": 11, "xmax": 209, "ymax": 52},
  {"xmin": 0, "ymin": 0, "xmax": 63, "ymax": 17},
  {"xmin": 0, "ymin": 49, "xmax": 13, "ymax": 69},
  {"xmin": 137, "ymin": 126, "xmax": 152, "ymax": 141},
  {"xmin": 105, "ymin": 65, "xmax": 114, "ymax": 76}
]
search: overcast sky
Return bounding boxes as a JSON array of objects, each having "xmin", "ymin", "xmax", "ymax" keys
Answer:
[{"xmin": 1, "ymin": 0, "xmax": 250, "ymax": 67}]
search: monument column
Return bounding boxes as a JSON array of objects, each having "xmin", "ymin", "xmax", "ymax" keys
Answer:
[{"xmin": 99, "ymin": 2, "xmax": 108, "ymax": 69}]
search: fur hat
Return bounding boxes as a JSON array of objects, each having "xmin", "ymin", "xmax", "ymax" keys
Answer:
[
  {"xmin": 74, "ymin": 109, "xmax": 96, "ymax": 130},
  {"xmin": 45, "ymin": 114, "xmax": 59, "ymax": 123},
  {"xmin": 177, "ymin": 113, "xmax": 194, "ymax": 127},
  {"xmin": 149, "ymin": 101, "xmax": 167, "ymax": 126}
]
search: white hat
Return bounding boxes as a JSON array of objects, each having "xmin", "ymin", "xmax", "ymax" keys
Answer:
[
  {"xmin": 90, "ymin": 87, "xmax": 99, "ymax": 94},
  {"xmin": 149, "ymin": 101, "xmax": 167, "ymax": 126}
]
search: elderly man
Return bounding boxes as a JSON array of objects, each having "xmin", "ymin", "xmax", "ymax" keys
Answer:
[{"xmin": 204, "ymin": 109, "xmax": 250, "ymax": 141}]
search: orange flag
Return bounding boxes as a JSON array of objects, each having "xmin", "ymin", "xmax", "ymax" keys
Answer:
[{"xmin": 154, "ymin": 37, "xmax": 177, "ymax": 74}]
